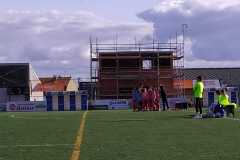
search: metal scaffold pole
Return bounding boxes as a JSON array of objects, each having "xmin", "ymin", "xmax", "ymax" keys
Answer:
[
  {"xmin": 89, "ymin": 37, "xmax": 93, "ymax": 101},
  {"xmin": 182, "ymin": 24, "xmax": 188, "ymax": 99},
  {"xmin": 89, "ymin": 35, "xmax": 185, "ymax": 99}
]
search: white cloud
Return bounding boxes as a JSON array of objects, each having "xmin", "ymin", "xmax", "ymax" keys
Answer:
[
  {"xmin": 0, "ymin": 10, "xmax": 153, "ymax": 78},
  {"xmin": 138, "ymin": 0, "xmax": 240, "ymax": 68},
  {"xmin": 191, "ymin": 0, "xmax": 240, "ymax": 10},
  {"xmin": 154, "ymin": 0, "xmax": 240, "ymax": 13},
  {"xmin": 185, "ymin": 59, "xmax": 240, "ymax": 68}
]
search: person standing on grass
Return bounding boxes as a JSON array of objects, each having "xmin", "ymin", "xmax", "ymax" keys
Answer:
[
  {"xmin": 136, "ymin": 87, "xmax": 143, "ymax": 111},
  {"xmin": 132, "ymin": 87, "xmax": 143, "ymax": 112},
  {"xmin": 148, "ymin": 87, "xmax": 155, "ymax": 111},
  {"xmin": 132, "ymin": 88, "xmax": 139, "ymax": 112},
  {"xmin": 160, "ymin": 86, "xmax": 169, "ymax": 111},
  {"xmin": 142, "ymin": 88, "xmax": 148, "ymax": 111},
  {"xmin": 193, "ymin": 76, "xmax": 204, "ymax": 119}
]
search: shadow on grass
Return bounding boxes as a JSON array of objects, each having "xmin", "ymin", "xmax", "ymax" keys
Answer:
[
  {"xmin": 170, "ymin": 114, "xmax": 195, "ymax": 120},
  {"xmin": 182, "ymin": 114, "xmax": 195, "ymax": 119}
]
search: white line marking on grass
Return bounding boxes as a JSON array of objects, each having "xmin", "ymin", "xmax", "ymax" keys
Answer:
[
  {"xmin": 15, "ymin": 117, "xmax": 65, "ymax": 120},
  {"xmin": 9, "ymin": 116, "xmax": 64, "ymax": 120},
  {"xmin": 70, "ymin": 111, "xmax": 88, "ymax": 160},
  {"xmin": 225, "ymin": 117, "xmax": 240, "ymax": 121},
  {"xmin": 0, "ymin": 144, "xmax": 74, "ymax": 148}
]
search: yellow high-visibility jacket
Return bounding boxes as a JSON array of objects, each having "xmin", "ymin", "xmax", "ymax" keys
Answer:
[
  {"xmin": 193, "ymin": 81, "xmax": 204, "ymax": 98},
  {"xmin": 219, "ymin": 94, "xmax": 237, "ymax": 108}
]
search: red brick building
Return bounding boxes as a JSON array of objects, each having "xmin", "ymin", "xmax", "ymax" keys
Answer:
[{"xmin": 90, "ymin": 42, "xmax": 184, "ymax": 99}]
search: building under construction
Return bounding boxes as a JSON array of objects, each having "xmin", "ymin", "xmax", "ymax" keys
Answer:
[{"xmin": 90, "ymin": 40, "xmax": 184, "ymax": 100}]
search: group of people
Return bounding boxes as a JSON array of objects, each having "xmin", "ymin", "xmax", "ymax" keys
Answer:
[
  {"xmin": 131, "ymin": 86, "xmax": 169, "ymax": 112},
  {"xmin": 131, "ymin": 75, "xmax": 237, "ymax": 117},
  {"xmin": 193, "ymin": 76, "xmax": 237, "ymax": 119}
]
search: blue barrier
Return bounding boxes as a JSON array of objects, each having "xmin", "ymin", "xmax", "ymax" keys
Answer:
[
  {"xmin": 81, "ymin": 95, "xmax": 88, "ymax": 110},
  {"xmin": 46, "ymin": 94, "xmax": 53, "ymax": 111},
  {"xmin": 45, "ymin": 91, "xmax": 88, "ymax": 111}
]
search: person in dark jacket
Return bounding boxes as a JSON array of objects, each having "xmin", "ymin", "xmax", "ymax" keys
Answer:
[
  {"xmin": 132, "ymin": 88, "xmax": 142, "ymax": 112},
  {"xmin": 160, "ymin": 86, "xmax": 169, "ymax": 111}
]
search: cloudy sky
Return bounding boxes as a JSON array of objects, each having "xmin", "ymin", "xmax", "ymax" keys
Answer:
[{"xmin": 0, "ymin": 0, "xmax": 240, "ymax": 78}]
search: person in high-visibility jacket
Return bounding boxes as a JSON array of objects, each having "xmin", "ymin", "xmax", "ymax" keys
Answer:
[
  {"xmin": 219, "ymin": 89, "xmax": 236, "ymax": 117},
  {"xmin": 212, "ymin": 90, "xmax": 224, "ymax": 117},
  {"xmin": 219, "ymin": 91, "xmax": 229, "ymax": 105},
  {"xmin": 193, "ymin": 76, "xmax": 204, "ymax": 118}
]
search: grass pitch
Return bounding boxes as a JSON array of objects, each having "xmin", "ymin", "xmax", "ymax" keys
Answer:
[
  {"xmin": 1, "ymin": 110, "xmax": 240, "ymax": 160},
  {"xmin": 0, "ymin": 112, "xmax": 82, "ymax": 160},
  {"xmin": 81, "ymin": 110, "xmax": 240, "ymax": 160}
]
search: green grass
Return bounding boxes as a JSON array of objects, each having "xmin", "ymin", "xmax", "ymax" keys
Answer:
[
  {"xmin": 0, "ymin": 112, "xmax": 83, "ymax": 160},
  {"xmin": 81, "ymin": 110, "xmax": 240, "ymax": 160},
  {"xmin": 1, "ymin": 110, "xmax": 240, "ymax": 160}
]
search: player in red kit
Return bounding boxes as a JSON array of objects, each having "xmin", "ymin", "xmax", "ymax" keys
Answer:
[
  {"xmin": 142, "ymin": 88, "xmax": 148, "ymax": 111},
  {"xmin": 147, "ymin": 87, "xmax": 155, "ymax": 111}
]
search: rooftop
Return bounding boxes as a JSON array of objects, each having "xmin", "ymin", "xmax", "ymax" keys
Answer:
[{"xmin": 33, "ymin": 76, "xmax": 71, "ymax": 92}]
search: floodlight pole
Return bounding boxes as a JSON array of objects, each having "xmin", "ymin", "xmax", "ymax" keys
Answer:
[
  {"xmin": 182, "ymin": 24, "xmax": 188, "ymax": 53},
  {"xmin": 182, "ymin": 24, "xmax": 188, "ymax": 99}
]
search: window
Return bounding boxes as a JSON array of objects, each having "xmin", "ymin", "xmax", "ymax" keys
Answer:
[
  {"xmin": 153, "ymin": 58, "xmax": 171, "ymax": 68},
  {"xmin": 119, "ymin": 59, "xmax": 139, "ymax": 68},
  {"xmin": 142, "ymin": 60, "xmax": 152, "ymax": 69},
  {"xmin": 101, "ymin": 59, "xmax": 116, "ymax": 67}
]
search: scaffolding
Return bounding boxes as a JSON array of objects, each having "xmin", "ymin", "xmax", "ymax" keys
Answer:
[{"xmin": 90, "ymin": 38, "xmax": 184, "ymax": 100}]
